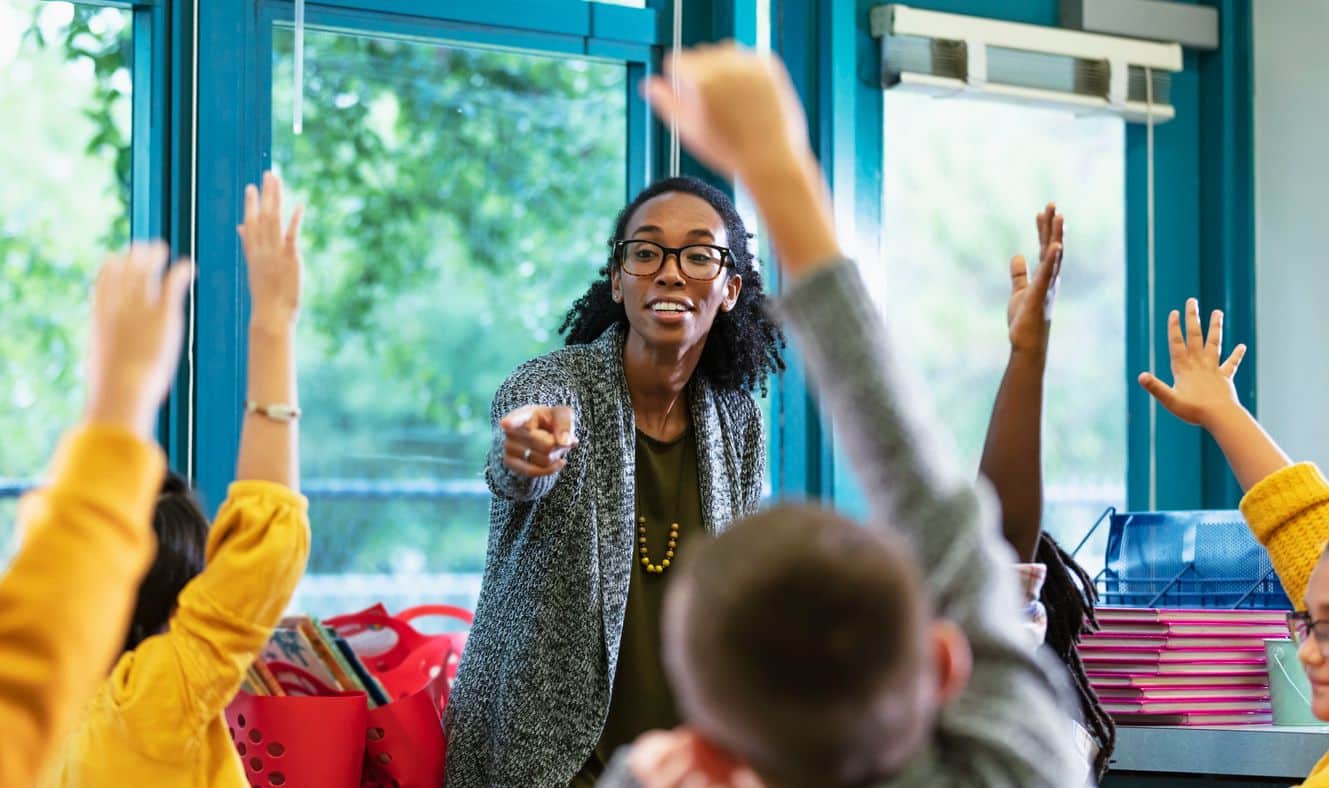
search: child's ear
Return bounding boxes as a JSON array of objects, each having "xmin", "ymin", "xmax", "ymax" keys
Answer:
[{"xmin": 930, "ymin": 619, "xmax": 973, "ymax": 705}]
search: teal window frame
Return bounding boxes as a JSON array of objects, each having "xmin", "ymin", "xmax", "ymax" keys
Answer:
[{"xmin": 764, "ymin": 0, "xmax": 1256, "ymax": 518}]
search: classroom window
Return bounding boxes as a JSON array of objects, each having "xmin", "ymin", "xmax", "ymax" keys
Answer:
[
  {"xmin": 0, "ymin": 0, "xmax": 132, "ymax": 562},
  {"xmin": 871, "ymin": 92, "xmax": 1126, "ymax": 574},
  {"xmin": 270, "ymin": 27, "xmax": 628, "ymax": 617}
]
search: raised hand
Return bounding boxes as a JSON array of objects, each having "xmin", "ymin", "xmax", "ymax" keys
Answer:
[
  {"xmin": 1138, "ymin": 298, "xmax": 1247, "ymax": 428},
  {"xmin": 1006, "ymin": 203, "xmax": 1064, "ymax": 355},
  {"xmin": 237, "ymin": 171, "xmax": 304, "ymax": 327},
  {"xmin": 642, "ymin": 43, "xmax": 837, "ymax": 279},
  {"xmin": 500, "ymin": 404, "xmax": 579, "ymax": 478},
  {"xmin": 642, "ymin": 43, "xmax": 809, "ymax": 181},
  {"xmin": 626, "ymin": 728, "xmax": 764, "ymax": 788},
  {"xmin": 84, "ymin": 242, "xmax": 195, "ymax": 438}
]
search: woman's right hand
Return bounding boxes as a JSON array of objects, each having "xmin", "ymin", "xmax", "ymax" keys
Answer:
[{"xmin": 500, "ymin": 404, "xmax": 579, "ymax": 478}]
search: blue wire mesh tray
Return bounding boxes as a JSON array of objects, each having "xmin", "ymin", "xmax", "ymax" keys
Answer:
[{"xmin": 1072, "ymin": 508, "xmax": 1291, "ymax": 610}]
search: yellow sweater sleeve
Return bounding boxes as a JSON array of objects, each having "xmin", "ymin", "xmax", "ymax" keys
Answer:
[
  {"xmin": 0, "ymin": 425, "xmax": 164, "ymax": 787},
  {"xmin": 1238, "ymin": 462, "xmax": 1329, "ymax": 610},
  {"xmin": 103, "ymin": 482, "xmax": 310, "ymax": 762}
]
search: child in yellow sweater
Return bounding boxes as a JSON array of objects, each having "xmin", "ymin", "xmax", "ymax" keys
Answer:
[
  {"xmin": 0, "ymin": 243, "xmax": 192, "ymax": 787},
  {"xmin": 41, "ymin": 171, "xmax": 310, "ymax": 787},
  {"xmin": 1140, "ymin": 297, "xmax": 1329, "ymax": 787}
]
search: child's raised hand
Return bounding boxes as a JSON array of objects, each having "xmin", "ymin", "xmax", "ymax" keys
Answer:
[
  {"xmin": 237, "ymin": 171, "xmax": 303, "ymax": 327},
  {"xmin": 626, "ymin": 728, "xmax": 765, "ymax": 788},
  {"xmin": 642, "ymin": 43, "xmax": 810, "ymax": 181},
  {"xmin": 84, "ymin": 242, "xmax": 194, "ymax": 438},
  {"xmin": 1006, "ymin": 203, "xmax": 1064, "ymax": 355},
  {"xmin": 1138, "ymin": 298, "xmax": 1248, "ymax": 428}
]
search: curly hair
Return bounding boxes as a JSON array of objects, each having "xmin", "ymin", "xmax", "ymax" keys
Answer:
[{"xmin": 559, "ymin": 176, "xmax": 784, "ymax": 394}]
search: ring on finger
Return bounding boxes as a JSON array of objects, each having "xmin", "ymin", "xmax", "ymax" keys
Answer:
[{"xmin": 523, "ymin": 447, "xmax": 533, "ymax": 463}]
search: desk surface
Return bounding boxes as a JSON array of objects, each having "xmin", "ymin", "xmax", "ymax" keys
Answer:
[{"xmin": 1112, "ymin": 725, "xmax": 1329, "ymax": 778}]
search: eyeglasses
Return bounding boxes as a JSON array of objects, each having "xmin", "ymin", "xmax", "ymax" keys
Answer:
[
  {"xmin": 612, "ymin": 239, "xmax": 732, "ymax": 282},
  {"xmin": 1287, "ymin": 611, "xmax": 1329, "ymax": 656}
]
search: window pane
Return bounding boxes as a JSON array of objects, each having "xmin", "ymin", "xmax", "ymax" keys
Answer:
[
  {"xmin": 874, "ymin": 93, "xmax": 1125, "ymax": 576},
  {"xmin": 271, "ymin": 28, "xmax": 627, "ymax": 618},
  {"xmin": 0, "ymin": 0, "xmax": 132, "ymax": 562}
]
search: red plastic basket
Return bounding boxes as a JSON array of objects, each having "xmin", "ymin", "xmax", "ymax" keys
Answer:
[
  {"xmin": 226, "ymin": 690, "xmax": 368, "ymax": 788},
  {"xmin": 360, "ymin": 682, "xmax": 448, "ymax": 788}
]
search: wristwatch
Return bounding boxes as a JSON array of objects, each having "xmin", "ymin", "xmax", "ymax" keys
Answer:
[{"xmin": 244, "ymin": 400, "xmax": 301, "ymax": 422}]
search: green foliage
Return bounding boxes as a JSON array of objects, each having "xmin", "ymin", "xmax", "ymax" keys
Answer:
[
  {"xmin": 269, "ymin": 29, "xmax": 627, "ymax": 582},
  {"xmin": 0, "ymin": 2, "xmax": 130, "ymax": 551}
]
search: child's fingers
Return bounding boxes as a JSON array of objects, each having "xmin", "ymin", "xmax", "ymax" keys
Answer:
[
  {"xmin": 243, "ymin": 183, "xmax": 260, "ymax": 227},
  {"xmin": 1027, "ymin": 243, "xmax": 1060, "ymax": 304},
  {"xmin": 1167, "ymin": 309, "xmax": 1186, "ymax": 358},
  {"xmin": 1008, "ymin": 255, "xmax": 1029, "ymax": 294},
  {"xmin": 129, "ymin": 241, "xmax": 170, "ymax": 302},
  {"xmin": 285, "ymin": 204, "xmax": 305, "ymax": 251},
  {"xmin": 1051, "ymin": 211, "xmax": 1064, "ymax": 247},
  {"xmin": 1138, "ymin": 372, "xmax": 1181, "ymax": 412},
  {"xmin": 262, "ymin": 171, "xmax": 280, "ymax": 222},
  {"xmin": 1221, "ymin": 343, "xmax": 1248, "ymax": 377},
  {"xmin": 1205, "ymin": 309, "xmax": 1224, "ymax": 360},
  {"xmin": 161, "ymin": 259, "xmax": 195, "ymax": 311},
  {"xmin": 1036, "ymin": 208, "xmax": 1050, "ymax": 249},
  {"xmin": 642, "ymin": 75, "xmax": 684, "ymax": 127},
  {"xmin": 1185, "ymin": 298, "xmax": 1204, "ymax": 353}
]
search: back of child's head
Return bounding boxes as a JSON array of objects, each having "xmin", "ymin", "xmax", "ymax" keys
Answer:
[
  {"xmin": 124, "ymin": 471, "xmax": 208, "ymax": 651},
  {"xmin": 663, "ymin": 503, "xmax": 936, "ymax": 788}
]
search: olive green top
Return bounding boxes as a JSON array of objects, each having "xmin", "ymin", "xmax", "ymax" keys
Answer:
[{"xmin": 569, "ymin": 426, "xmax": 706, "ymax": 786}]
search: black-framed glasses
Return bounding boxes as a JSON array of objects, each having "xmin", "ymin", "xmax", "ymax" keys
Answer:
[
  {"xmin": 612, "ymin": 239, "xmax": 732, "ymax": 282},
  {"xmin": 1287, "ymin": 611, "xmax": 1329, "ymax": 655}
]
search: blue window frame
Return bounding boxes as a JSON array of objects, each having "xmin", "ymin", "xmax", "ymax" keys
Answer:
[{"xmin": 765, "ymin": 0, "xmax": 1254, "ymax": 525}]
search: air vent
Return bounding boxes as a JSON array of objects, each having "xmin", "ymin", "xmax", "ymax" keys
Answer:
[{"xmin": 871, "ymin": 4, "xmax": 1181, "ymax": 123}]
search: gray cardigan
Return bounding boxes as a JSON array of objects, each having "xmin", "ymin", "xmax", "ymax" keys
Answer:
[
  {"xmin": 601, "ymin": 259, "xmax": 1086, "ymax": 787},
  {"xmin": 443, "ymin": 323, "xmax": 766, "ymax": 788}
]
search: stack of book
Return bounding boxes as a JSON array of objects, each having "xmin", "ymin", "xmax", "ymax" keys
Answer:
[
  {"xmin": 242, "ymin": 614, "xmax": 391, "ymax": 707},
  {"xmin": 1079, "ymin": 607, "xmax": 1289, "ymax": 726}
]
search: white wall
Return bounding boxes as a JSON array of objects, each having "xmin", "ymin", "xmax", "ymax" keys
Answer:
[{"xmin": 1253, "ymin": 0, "xmax": 1329, "ymax": 469}]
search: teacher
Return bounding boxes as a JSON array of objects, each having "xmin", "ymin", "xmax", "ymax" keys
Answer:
[{"xmin": 444, "ymin": 175, "xmax": 784, "ymax": 787}]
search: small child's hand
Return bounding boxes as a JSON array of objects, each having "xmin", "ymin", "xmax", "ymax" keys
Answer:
[
  {"xmin": 84, "ymin": 242, "xmax": 194, "ymax": 438},
  {"xmin": 1006, "ymin": 203, "xmax": 1063, "ymax": 356},
  {"xmin": 1138, "ymin": 298, "xmax": 1247, "ymax": 428},
  {"xmin": 642, "ymin": 43, "xmax": 809, "ymax": 182},
  {"xmin": 627, "ymin": 728, "xmax": 764, "ymax": 788},
  {"xmin": 237, "ymin": 170, "xmax": 303, "ymax": 328},
  {"xmin": 499, "ymin": 404, "xmax": 578, "ymax": 478}
]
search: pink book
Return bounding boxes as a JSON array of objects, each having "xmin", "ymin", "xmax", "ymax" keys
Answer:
[
  {"xmin": 1089, "ymin": 673, "xmax": 1269, "ymax": 689},
  {"xmin": 1111, "ymin": 711, "xmax": 1274, "ymax": 726},
  {"xmin": 1095, "ymin": 623, "xmax": 1288, "ymax": 638},
  {"xmin": 1084, "ymin": 661, "xmax": 1267, "ymax": 675},
  {"xmin": 1095, "ymin": 607, "xmax": 1288, "ymax": 625},
  {"xmin": 1079, "ymin": 647, "xmax": 1267, "ymax": 663},
  {"xmin": 1096, "ymin": 686, "xmax": 1270, "ymax": 702},
  {"xmin": 1082, "ymin": 633, "xmax": 1286, "ymax": 650},
  {"xmin": 1103, "ymin": 698, "xmax": 1271, "ymax": 714}
]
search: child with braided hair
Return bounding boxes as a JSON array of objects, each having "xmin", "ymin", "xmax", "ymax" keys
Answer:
[{"xmin": 976, "ymin": 203, "xmax": 1115, "ymax": 779}]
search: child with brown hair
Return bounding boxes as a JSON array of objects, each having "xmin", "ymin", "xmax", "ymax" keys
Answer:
[
  {"xmin": 597, "ymin": 43, "xmax": 1085, "ymax": 788},
  {"xmin": 40, "ymin": 171, "xmax": 311, "ymax": 787},
  {"xmin": 0, "ymin": 242, "xmax": 192, "ymax": 785}
]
